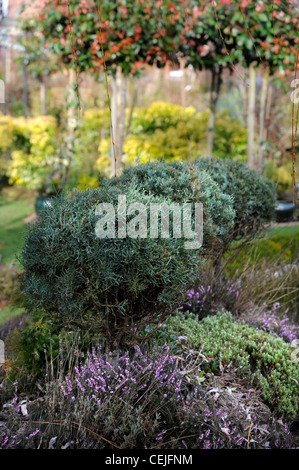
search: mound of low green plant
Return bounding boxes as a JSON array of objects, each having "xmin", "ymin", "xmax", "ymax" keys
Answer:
[{"xmin": 161, "ymin": 311, "xmax": 299, "ymax": 417}]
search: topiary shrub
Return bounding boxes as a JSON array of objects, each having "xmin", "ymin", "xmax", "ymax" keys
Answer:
[
  {"xmin": 20, "ymin": 184, "xmax": 204, "ymax": 348},
  {"xmin": 190, "ymin": 158, "xmax": 277, "ymax": 241},
  {"xmin": 110, "ymin": 160, "xmax": 235, "ymax": 249},
  {"xmin": 161, "ymin": 311, "xmax": 299, "ymax": 417}
]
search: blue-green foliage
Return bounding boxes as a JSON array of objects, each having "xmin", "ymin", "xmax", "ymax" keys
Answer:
[
  {"xmin": 20, "ymin": 183, "xmax": 203, "ymax": 347},
  {"xmin": 190, "ymin": 158, "xmax": 277, "ymax": 240},
  {"xmin": 112, "ymin": 160, "xmax": 235, "ymax": 247}
]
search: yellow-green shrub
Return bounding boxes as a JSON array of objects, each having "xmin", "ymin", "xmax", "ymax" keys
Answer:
[
  {"xmin": 96, "ymin": 103, "xmax": 247, "ymax": 168},
  {"xmin": 74, "ymin": 108, "xmax": 111, "ymax": 177},
  {"xmin": 8, "ymin": 116, "xmax": 61, "ymax": 192},
  {"xmin": 0, "ymin": 116, "xmax": 31, "ymax": 179},
  {"xmin": 264, "ymin": 162, "xmax": 293, "ymax": 194}
]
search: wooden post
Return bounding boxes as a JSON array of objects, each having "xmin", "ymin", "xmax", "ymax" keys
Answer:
[
  {"xmin": 258, "ymin": 65, "xmax": 270, "ymax": 173},
  {"xmin": 247, "ymin": 62, "xmax": 256, "ymax": 169},
  {"xmin": 207, "ymin": 67, "xmax": 222, "ymax": 157}
]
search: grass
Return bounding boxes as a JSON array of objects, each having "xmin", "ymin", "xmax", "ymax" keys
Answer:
[
  {"xmin": 226, "ymin": 223, "xmax": 299, "ymax": 268},
  {"xmin": 0, "ymin": 196, "xmax": 34, "ymax": 264},
  {"xmin": 0, "ymin": 189, "xmax": 34, "ymax": 324},
  {"xmin": 267, "ymin": 224, "xmax": 299, "ymax": 237},
  {"xmin": 0, "ymin": 306, "xmax": 24, "ymax": 324}
]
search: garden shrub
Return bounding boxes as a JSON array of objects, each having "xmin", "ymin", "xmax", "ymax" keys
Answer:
[
  {"xmin": 111, "ymin": 160, "xmax": 235, "ymax": 247},
  {"xmin": 264, "ymin": 161, "xmax": 293, "ymax": 195},
  {"xmin": 94, "ymin": 102, "xmax": 247, "ymax": 167},
  {"xmin": 5, "ymin": 116, "xmax": 62, "ymax": 194},
  {"xmin": 161, "ymin": 311, "xmax": 299, "ymax": 417},
  {"xmin": 5, "ymin": 310, "xmax": 100, "ymax": 378},
  {"xmin": 121, "ymin": 109, "xmax": 246, "ymax": 164},
  {"xmin": 129, "ymin": 101, "xmax": 197, "ymax": 134},
  {"xmin": 73, "ymin": 108, "xmax": 111, "ymax": 180},
  {"xmin": 190, "ymin": 158, "xmax": 277, "ymax": 241},
  {"xmin": 0, "ymin": 116, "xmax": 31, "ymax": 183},
  {"xmin": 20, "ymin": 184, "xmax": 203, "ymax": 347},
  {"xmin": 177, "ymin": 274, "xmax": 241, "ymax": 320}
]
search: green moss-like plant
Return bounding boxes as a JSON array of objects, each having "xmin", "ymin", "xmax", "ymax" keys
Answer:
[{"xmin": 162, "ymin": 311, "xmax": 299, "ymax": 417}]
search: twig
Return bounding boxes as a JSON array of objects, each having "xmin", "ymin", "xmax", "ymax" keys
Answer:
[
  {"xmin": 96, "ymin": 0, "xmax": 119, "ymax": 183},
  {"xmin": 29, "ymin": 420, "xmax": 122, "ymax": 449},
  {"xmin": 247, "ymin": 419, "xmax": 253, "ymax": 449},
  {"xmin": 66, "ymin": 0, "xmax": 81, "ymax": 114}
]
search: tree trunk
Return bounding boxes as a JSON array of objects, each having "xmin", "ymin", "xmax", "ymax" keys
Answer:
[
  {"xmin": 118, "ymin": 73, "xmax": 127, "ymax": 170},
  {"xmin": 247, "ymin": 62, "xmax": 257, "ymax": 169},
  {"xmin": 207, "ymin": 67, "xmax": 222, "ymax": 157},
  {"xmin": 264, "ymin": 83, "xmax": 272, "ymax": 144},
  {"xmin": 110, "ymin": 74, "xmax": 118, "ymax": 176},
  {"xmin": 40, "ymin": 55, "xmax": 47, "ymax": 115},
  {"xmin": 180, "ymin": 59, "xmax": 186, "ymax": 107},
  {"xmin": 258, "ymin": 65, "xmax": 270, "ymax": 173},
  {"xmin": 40, "ymin": 82, "xmax": 46, "ymax": 116},
  {"xmin": 1, "ymin": 46, "xmax": 6, "ymax": 115},
  {"xmin": 23, "ymin": 58, "xmax": 28, "ymax": 118},
  {"xmin": 66, "ymin": 68, "xmax": 76, "ymax": 157}
]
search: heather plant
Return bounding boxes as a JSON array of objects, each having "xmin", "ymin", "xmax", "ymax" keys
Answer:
[
  {"xmin": 190, "ymin": 158, "xmax": 277, "ymax": 241},
  {"xmin": 19, "ymin": 184, "xmax": 203, "ymax": 348},
  {"xmin": 0, "ymin": 432, "xmax": 16, "ymax": 449},
  {"xmin": 178, "ymin": 276, "xmax": 241, "ymax": 320},
  {"xmin": 245, "ymin": 304, "xmax": 299, "ymax": 345},
  {"xmin": 2, "ymin": 344, "xmax": 294, "ymax": 449},
  {"xmin": 161, "ymin": 311, "xmax": 299, "ymax": 417},
  {"xmin": 177, "ymin": 249, "xmax": 299, "ymax": 321}
]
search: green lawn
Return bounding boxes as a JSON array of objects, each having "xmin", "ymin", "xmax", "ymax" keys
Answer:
[
  {"xmin": 0, "ymin": 193, "xmax": 34, "ymax": 324},
  {"xmin": 267, "ymin": 224, "xmax": 299, "ymax": 237},
  {"xmin": 0, "ymin": 306, "xmax": 24, "ymax": 324},
  {"xmin": 0, "ymin": 196, "xmax": 34, "ymax": 264}
]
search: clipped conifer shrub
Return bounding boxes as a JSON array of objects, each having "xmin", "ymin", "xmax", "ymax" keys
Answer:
[
  {"xmin": 20, "ymin": 184, "xmax": 205, "ymax": 348},
  {"xmin": 110, "ymin": 160, "xmax": 235, "ymax": 249},
  {"xmin": 190, "ymin": 158, "xmax": 277, "ymax": 240}
]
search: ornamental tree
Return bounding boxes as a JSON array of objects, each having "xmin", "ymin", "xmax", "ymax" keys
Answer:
[
  {"xmin": 179, "ymin": 0, "xmax": 298, "ymax": 163},
  {"xmin": 178, "ymin": 1, "xmax": 243, "ymax": 157},
  {"xmin": 228, "ymin": 0, "xmax": 299, "ymax": 171},
  {"xmin": 25, "ymin": 0, "xmax": 188, "ymax": 174}
]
